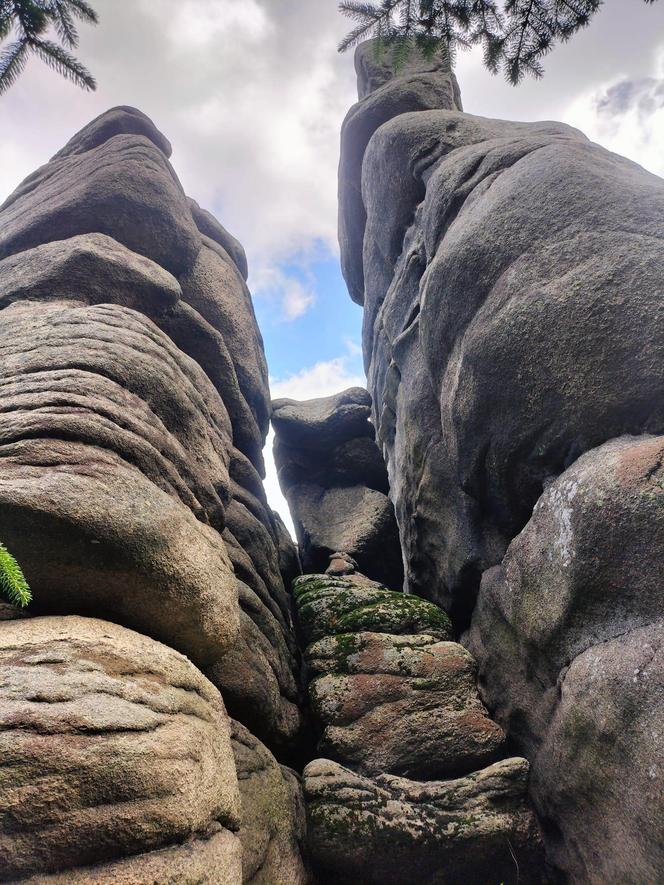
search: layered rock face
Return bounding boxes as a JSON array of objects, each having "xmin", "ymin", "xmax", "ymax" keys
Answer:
[
  {"xmin": 294, "ymin": 570, "xmax": 543, "ymax": 883},
  {"xmin": 468, "ymin": 435, "xmax": 664, "ymax": 881},
  {"xmin": 271, "ymin": 368, "xmax": 545, "ymax": 881},
  {"xmin": 340, "ymin": 41, "xmax": 664, "ymax": 881},
  {"xmin": 273, "ymin": 387, "xmax": 403, "ymax": 587},
  {"xmin": 0, "ymin": 107, "xmax": 307, "ymax": 882}
]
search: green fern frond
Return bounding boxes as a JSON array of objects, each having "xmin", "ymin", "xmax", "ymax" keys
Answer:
[{"xmin": 0, "ymin": 542, "xmax": 31, "ymax": 607}]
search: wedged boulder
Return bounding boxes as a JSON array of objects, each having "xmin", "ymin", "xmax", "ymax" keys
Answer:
[
  {"xmin": 294, "ymin": 575, "xmax": 503, "ymax": 780},
  {"xmin": 273, "ymin": 388, "xmax": 403, "ymax": 587},
  {"xmin": 0, "ymin": 124, "xmax": 200, "ymax": 277},
  {"xmin": 0, "ymin": 616, "xmax": 241, "ymax": 881},
  {"xmin": 231, "ymin": 720, "xmax": 310, "ymax": 884},
  {"xmin": 467, "ymin": 434, "xmax": 664, "ymax": 880},
  {"xmin": 303, "ymin": 757, "xmax": 543, "ymax": 884},
  {"xmin": 272, "ymin": 387, "xmax": 373, "ymax": 448},
  {"xmin": 285, "ymin": 484, "xmax": 401, "ymax": 584},
  {"xmin": 293, "ymin": 574, "xmax": 452, "ymax": 646},
  {"xmin": 307, "ymin": 632, "xmax": 504, "ymax": 778},
  {"xmin": 275, "ymin": 435, "xmax": 389, "ymax": 495}
]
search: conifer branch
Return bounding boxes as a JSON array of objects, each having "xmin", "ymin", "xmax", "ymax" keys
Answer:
[
  {"xmin": 0, "ymin": 542, "xmax": 31, "ymax": 608},
  {"xmin": 339, "ymin": 0, "xmax": 658, "ymax": 84},
  {"xmin": 0, "ymin": 0, "xmax": 97, "ymax": 94},
  {"xmin": 0, "ymin": 38, "xmax": 29, "ymax": 93}
]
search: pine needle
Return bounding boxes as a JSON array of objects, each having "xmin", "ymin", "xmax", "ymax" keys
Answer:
[
  {"xmin": 339, "ymin": 0, "xmax": 652, "ymax": 85},
  {"xmin": 0, "ymin": 0, "xmax": 98, "ymax": 95},
  {"xmin": 0, "ymin": 542, "xmax": 31, "ymax": 608}
]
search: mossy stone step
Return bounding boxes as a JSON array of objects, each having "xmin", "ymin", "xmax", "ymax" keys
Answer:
[{"xmin": 293, "ymin": 574, "xmax": 452, "ymax": 645}]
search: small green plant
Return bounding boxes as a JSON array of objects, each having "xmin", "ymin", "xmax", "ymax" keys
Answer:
[{"xmin": 0, "ymin": 542, "xmax": 31, "ymax": 607}]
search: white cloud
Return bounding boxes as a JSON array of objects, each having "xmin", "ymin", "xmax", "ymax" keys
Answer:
[
  {"xmin": 281, "ymin": 280, "xmax": 315, "ymax": 321},
  {"xmin": 563, "ymin": 51, "xmax": 664, "ymax": 179},
  {"xmin": 165, "ymin": 0, "xmax": 270, "ymax": 47},
  {"xmin": 264, "ymin": 353, "xmax": 366, "ymax": 536},
  {"xmin": 0, "ymin": 0, "xmax": 356, "ymax": 324},
  {"xmin": 252, "ymin": 266, "xmax": 316, "ymax": 321},
  {"xmin": 3, "ymin": 0, "xmax": 664, "ymax": 315},
  {"xmin": 270, "ymin": 356, "xmax": 365, "ymax": 402}
]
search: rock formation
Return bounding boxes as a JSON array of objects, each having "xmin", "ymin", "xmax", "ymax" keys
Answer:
[
  {"xmin": 340, "ymin": 38, "xmax": 664, "ymax": 882},
  {"xmin": 2, "ymin": 33, "xmax": 662, "ymax": 883},
  {"xmin": 294, "ymin": 569, "xmax": 543, "ymax": 883},
  {"xmin": 272, "ymin": 387, "xmax": 403, "ymax": 587},
  {"xmin": 0, "ymin": 106, "xmax": 307, "ymax": 882}
]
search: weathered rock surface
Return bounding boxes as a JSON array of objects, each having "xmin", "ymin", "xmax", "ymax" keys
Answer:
[
  {"xmin": 23, "ymin": 829, "xmax": 242, "ymax": 884},
  {"xmin": 340, "ymin": 40, "xmax": 462, "ymax": 304},
  {"xmin": 0, "ymin": 106, "xmax": 304, "ymax": 754},
  {"xmin": 291, "ymin": 570, "xmax": 540, "ymax": 881},
  {"xmin": 341, "ymin": 45, "xmax": 664, "ymax": 626},
  {"xmin": 304, "ymin": 757, "xmax": 543, "ymax": 884},
  {"xmin": 468, "ymin": 435, "xmax": 664, "ymax": 882},
  {"xmin": 0, "ymin": 616, "xmax": 241, "ymax": 881},
  {"xmin": 307, "ymin": 631, "xmax": 504, "ymax": 778},
  {"xmin": 339, "ymin": 40, "xmax": 664, "ymax": 879},
  {"xmin": 231, "ymin": 720, "xmax": 310, "ymax": 884},
  {"xmin": 0, "ymin": 120, "xmax": 200, "ymax": 277},
  {"xmin": 273, "ymin": 388, "xmax": 403, "ymax": 587}
]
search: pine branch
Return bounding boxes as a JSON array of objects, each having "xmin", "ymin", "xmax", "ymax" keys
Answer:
[
  {"xmin": 13, "ymin": 0, "xmax": 48, "ymax": 40},
  {"xmin": 29, "ymin": 36, "xmax": 95, "ymax": 89},
  {"xmin": 63, "ymin": 0, "xmax": 98, "ymax": 23},
  {"xmin": 0, "ymin": 38, "xmax": 29, "ymax": 94},
  {"xmin": 338, "ymin": 19, "xmax": 381, "ymax": 51},
  {"xmin": 339, "ymin": 0, "xmax": 660, "ymax": 84},
  {"xmin": 0, "ymin": 542, "xmax": 31, "ymax": 607},
  {"xmin": 47, "ymin": 1, "xmax": 79, "ymax": 48},
  {"xmin": 338, "ymin": 0, "xmax": 405, "ymax": 51},
  {"xmin": 0, "ymin": 1, "xmax": 14, "ymax": 40},
  {"xmin": 0, "ymin": 0, "xmax": 98, "ymax": 94}
]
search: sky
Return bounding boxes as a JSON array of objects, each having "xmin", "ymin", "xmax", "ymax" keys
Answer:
[{"xmin": 2, "ymin": 0, "xmax": 664, "ymax": 532}]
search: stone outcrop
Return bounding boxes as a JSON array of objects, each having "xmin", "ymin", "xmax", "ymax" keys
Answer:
[
  {"xmin": 3, "ymin": 34, "xmax": 662, "ymax": 883},
  {"xmin": 231, "ymin": 720, "xmax": 310, "ymax": 884},
  {"xmin": 307, "ymin": 629, "xmax": 505, "ymax": 779},
  {"xmin": 0, "ymin": 105, "xmax": 304, "ymax": 760},
  {"xmin": 339, "ymin": 38, "xmax": 664, "ymax": 882},
  {"xmin": 0, "ymin": 106, "xmax": 306, "ymax": 882},
  {"xmin": 468, "ymin": 434, "xmax": 664, "ymax": 882},
  {"xmin": 341, "ymin": 43, "xmax": 664, "ymax": 625},
  {"xmin": 0, "ymin": 616, "xmax": 241, "ymax": 881},
  {"xmin": 272, "ymin": 387, "xmax": 403, "ymax": 587},
  {"xmin": 304, "ymin": 757, "xmax": 542, "ymax": 885},
  {"xmin": 294, "ymin": 570, "xmax": 542, "ymax": 880}
]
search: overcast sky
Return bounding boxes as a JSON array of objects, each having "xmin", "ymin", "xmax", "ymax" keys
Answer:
[{"xmin": 2, "ymin": 0, "xmax": 664, "ymax": 530}]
